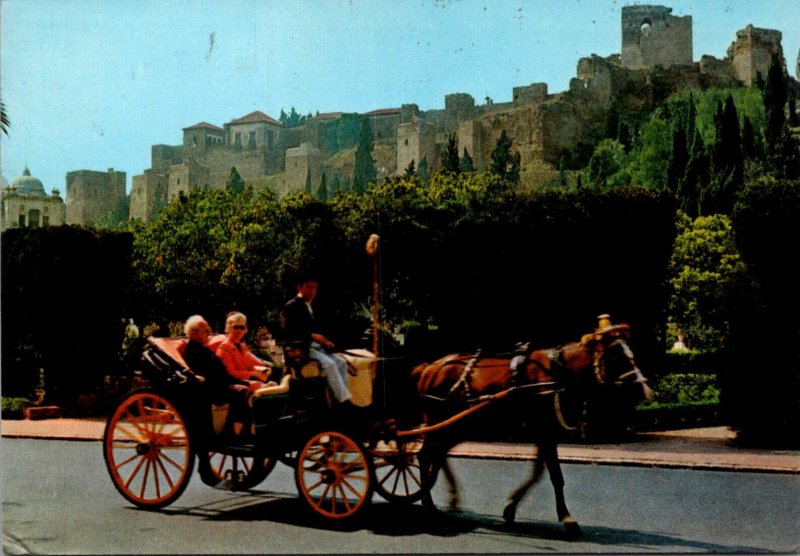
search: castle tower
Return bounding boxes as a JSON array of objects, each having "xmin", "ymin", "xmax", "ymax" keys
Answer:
[
  {"xmin": 621, "ymin": 5, "xmax": 692, "ymax": 69},
  {"xmin": 129, "ymin": 171, "xmax": 167, "ymax": 223},
  {"xmin": 396, "ymin": 118, "xmax": 436, "ymax": 176},
  {"xmin": 65, "ymin": 168, "xmax": 126, "ymax": 226},
  {"xmin": 727, "ymin": 25, "xmax": 784, "ymax": 86},
  {"xmin": 285, "ymin": 142, "xmax": 322, "ymax": 194}
]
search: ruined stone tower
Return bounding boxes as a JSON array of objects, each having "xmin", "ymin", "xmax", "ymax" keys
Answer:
[
  {"xmin": 621, "ymin": 5, "xmax": 693, "ymax": 69},
  {"xmin": 727, "ymin": 25, "xmax": 784, "ymax": 85},
  {"xmin": 66, "ymin": 169, "xmax": 126, "ymax": 226}
]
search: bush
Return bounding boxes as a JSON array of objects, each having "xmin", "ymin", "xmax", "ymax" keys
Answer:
[
  {"xmin": 643, "ymin": 373, "xmax": 720, "ymax": 406},
  {"xmin": 1, "ymin": 397, "xmax": 30, "ymax": 420}
]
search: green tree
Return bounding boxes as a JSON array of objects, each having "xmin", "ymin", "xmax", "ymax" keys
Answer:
[
  {"xmin": 490, "ymin": 130, "xmax": 521, "ymax": 185},
  {"xmin": 331, "ymin": 175, "xmax": 342, "ymax": 195},
  {"xmin": 587, "ymin": 139, "xmax": 629, "ymax": 188},
  {"xmin": 353, "ymin": 117, "xmax": 376, "ymax": 193},
  {"xmin": 317, "ymin": 173, "xmax": 328, "ymax": 201},
  {"xmin": 304, "ymin": 169, "xmax": 312, "ymax": 194},
  {"xmin": 226, "ymin": 167, "xmax": 245, "ymax": 194},
  {"xmin": 629, "ymin": 117, "xmax": 671, "ymax": 188},
  {"xmin": 708, "ymin": 94, "xmax": 744, "ymax": 213},
  {"xmin": 666, "ymin": 119, "xmax": 689, "ymax": 195},
  {"xmin": 460, "ymin": 147, "xmax": 475, "ymax": 173},
  {"xmin": 441, "ymin": 133, "xmax": 461, "ymax": 175},
  {"xmin": 403, "ymin": 159, "xmax": 416, "ymax": 179},
  {"xmin": 763, "ymin": 54, "xmax": 787, "ymax": 155},
  {"xmin": 667, "ymin": 213, "xmax": 746, "ymax": 351},
  {"xmin": 417, "ymin": 156, "xmax": 430, "ymax": 185},
  {"xmin": 680, "ymin": 129, "xmax": 709, "ymax": 217}
]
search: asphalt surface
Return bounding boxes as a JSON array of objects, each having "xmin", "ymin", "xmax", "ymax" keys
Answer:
[{"xmin": 2, "ymin": 417, "xmax": 798, "ymax": 474}]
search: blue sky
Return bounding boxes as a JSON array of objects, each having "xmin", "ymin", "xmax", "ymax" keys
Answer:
[{"xmin": 1, "ymin": 0, "xmax": 798, "ymax": 194}]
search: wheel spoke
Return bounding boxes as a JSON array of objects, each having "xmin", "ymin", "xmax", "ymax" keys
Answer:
[
  {"xmin": 154, "ymin": 455, "xmax": 177, "ymax": 491},
  {"xmin": 123, "ymin": 455, "xmax": 147, "ymax": 489}
]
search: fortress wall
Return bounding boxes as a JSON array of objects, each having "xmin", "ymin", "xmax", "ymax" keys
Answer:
[{"xmin": 65, "ymin": 169, "xmax": 126, "ymax": 226}]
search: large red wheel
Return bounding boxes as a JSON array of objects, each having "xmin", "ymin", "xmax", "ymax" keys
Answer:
[
  {"xmin": 206, "ymin": 451, "xmax": 276, "ymax": 490},
  {"xmin": 295, "ymin": 431, "xmax": 373, "ymax": 520},
  {"xmin": 370, "ymin": 436, "xmax": 425, "ymax": 504},
  {"xmin": 103, "ymin": 391, "xmax": 193, "ymax": 509}
]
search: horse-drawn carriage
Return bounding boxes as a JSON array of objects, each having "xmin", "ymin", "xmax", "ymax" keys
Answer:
[
  {"xmin": 102, "ymin": 334, "xmax": 426, "ymax": 520},
  {"xmin": 103, "ymin": 315, "xmax": 650, "ymax": 529}
]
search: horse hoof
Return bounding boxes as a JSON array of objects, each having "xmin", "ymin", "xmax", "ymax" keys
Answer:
[
  {"xmin": 449, "ymin": 496, "xmax": 459, "ymax": 510},
  {"xmin": 562, "ymin": 516, "xmax": 581, "ymax": 535},
  {"xmin": 502, "ymin": 504, "xmax": 517, "ymax": 524}
]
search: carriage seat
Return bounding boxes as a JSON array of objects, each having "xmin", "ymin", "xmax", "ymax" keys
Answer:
[{"xmin": 147, "ymin": 336, "xmax": 190, "ymax": 369}]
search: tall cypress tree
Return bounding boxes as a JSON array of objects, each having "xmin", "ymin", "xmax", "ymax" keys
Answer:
[
  {"xmin": 226, "ymin": 167, "xmax": 245, "ymax": 194},
  {"xmin": 317, "ymin": 173, "xmax": 328, "ymax": 201},
  {"xmin": 460, "ymin": 147, "xmax": 475, "ymax": 173},
  {"xmin": 304, "ymin": 169, "xmax": 312, "ymax": 194},
  {"xmin": 490, "ymin": 130, "xmax": 521, "ymax": 185},
  {"xmin": 403, "ymin": 159, "xmax": 416, "ymax": 179},
  {"xmin": 710, "ymin": 94, "xmax": 744, "ymax": 213},
  {"xmin": 667, "ymin": 121, "xmax": 689, "ymax": 195},
  {"xmin": 763, "ymin": 53, "xmax": 787, "ymax": 154},
  {"xmin": 353, "ymin": 117, "xmax": 376, "ymax": 194},
  {"xmin": 681, "ymin": 129, "xmax": 709, "ymax": 217},
  {"xmin": 441, "ymin": 133, "xmax": 461, "ymax": 175}
]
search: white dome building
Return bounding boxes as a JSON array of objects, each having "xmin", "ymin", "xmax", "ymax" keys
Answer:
[{"xmin": 0, "ymin": 167, "xmax": 67, "ymax": 231}]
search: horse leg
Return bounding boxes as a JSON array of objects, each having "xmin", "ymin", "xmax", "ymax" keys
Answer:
[
  {"xmin": 542, "ymin": 442, "xmax": 580, "ymax": 534},
  {"xmin": 418, "ymin": 437, "xmax": 460, "ymax": 509},
  {"xmin": 503, "ymin": 449, "xmax": 545, "ymax": 524},
  {"xmin": 440, "ymin": 457, "xmax": 460, "ymax": 509}
]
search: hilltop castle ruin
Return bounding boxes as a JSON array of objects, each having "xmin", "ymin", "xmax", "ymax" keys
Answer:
[{"xmin": 59, "ymin": 5, "xmax": 794, "ymax": 226}]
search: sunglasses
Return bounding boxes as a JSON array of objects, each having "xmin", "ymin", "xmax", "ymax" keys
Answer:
[{"xmin": 231, "ymin": 324, "xmax": 247, "ymax": 330}]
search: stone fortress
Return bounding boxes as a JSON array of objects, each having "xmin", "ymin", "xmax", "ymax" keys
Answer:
[{"xmin": 5, "ymin": 4, "xmax": 795, "ymax": 228}]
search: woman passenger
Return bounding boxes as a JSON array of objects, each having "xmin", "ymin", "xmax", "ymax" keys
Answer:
[{"xmin": 216, "ymin": 311, "xmax": 275, "ymax": 385}]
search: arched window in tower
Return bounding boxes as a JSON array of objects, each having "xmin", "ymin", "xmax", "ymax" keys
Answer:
[{"xmin": 640, "ymin": 20, "xmax": 652, "ymax": 37}]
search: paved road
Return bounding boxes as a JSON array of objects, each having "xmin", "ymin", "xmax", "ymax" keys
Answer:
[{"xmin": 4, "ymin": 438, "xmax": 799, "ymax": 554}]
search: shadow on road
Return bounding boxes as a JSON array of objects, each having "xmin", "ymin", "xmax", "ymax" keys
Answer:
[{"xmin": 155, "ymin": 492, "xmax": 767, "ymax": 553}]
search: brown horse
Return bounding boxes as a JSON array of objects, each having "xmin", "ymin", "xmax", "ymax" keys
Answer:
[{"xmin": 411, "ymin": 319, "xmax": 651, "ymax": 533}]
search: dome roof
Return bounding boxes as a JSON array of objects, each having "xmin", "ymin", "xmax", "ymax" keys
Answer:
[{"xmin": 11, "ymin": 167, "xmax": 46, "ymax": 196}]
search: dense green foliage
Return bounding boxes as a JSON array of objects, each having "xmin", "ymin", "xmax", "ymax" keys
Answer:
[
  {"xmin": 667, "ymin": 213, "xmax": 745, "ymax": 351},
  {"xmin": 1, "ymin": 226, "xmax": 134, "ymax": 403},
  {"xmin": 723, "ymin": 181, "xmax": 800, "ymax": 447}
]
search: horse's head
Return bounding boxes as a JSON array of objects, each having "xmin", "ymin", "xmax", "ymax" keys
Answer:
[{"xmin": 581, "ymin": 321, "xmax": 651, "ymax": 403}]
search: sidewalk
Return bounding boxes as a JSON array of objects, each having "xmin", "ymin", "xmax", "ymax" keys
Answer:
[{"xmin": 2, "ymin": 418, "xmax": 798, "ymax": 474}]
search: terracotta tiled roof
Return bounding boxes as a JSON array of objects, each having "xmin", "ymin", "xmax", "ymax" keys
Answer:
[
  {"xmin": 308, "ymin": 112, "xmax": 343, "ymax": 121},
  {"xmin": 227, "ymin": 111, "xmax": 281, "ymax": 126},
  {"xmin": 364, "ymin": 108, "xmax": 401, "ymax": 117},
  {"xmin": 182, "ymin": 121, "xmax": 224, "ymax": 131}
]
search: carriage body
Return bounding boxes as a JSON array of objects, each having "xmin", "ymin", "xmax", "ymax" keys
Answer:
[{"xmin": 102, "ymin": 335, "xmax": 424, "ymax": 520}]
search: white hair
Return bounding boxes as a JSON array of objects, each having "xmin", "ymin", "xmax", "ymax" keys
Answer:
[{"xmin": 184, "ymin": 314, "xmax": 208, "ymax": 335}]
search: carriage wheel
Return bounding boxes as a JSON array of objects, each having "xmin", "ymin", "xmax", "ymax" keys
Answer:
[
  {"xmin": 206, "ymin": 451, "xmax": 276, "ymax": 490},
  {"xmin": 103, "ymin": 390, "xmax": 193, "ymax": 509},
  {"xmin": 370, "ymin": 436, "xmax": 425, "ymax": 504},
  {"xmin": 295, "ymin": 431, "xmax": 373, "ymax": 520}
]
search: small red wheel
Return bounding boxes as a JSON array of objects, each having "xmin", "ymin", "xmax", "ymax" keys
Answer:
[
  {"xmin": 103, "ymin": 390, "xmax": 193, "ymax": 509},
  {"xmin": 206, "ymin": 451, "xmax": 276, "ymax": 490},
  {"xmin": 371, "ymin": 436, "xmax": 425, "ymax": 504},
  {"xmin": 295, "ymin": 431, "xmax": 373, "ymax": 520}
]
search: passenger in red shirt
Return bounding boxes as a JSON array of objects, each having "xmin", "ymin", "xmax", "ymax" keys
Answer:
[{"xmin": 216, "ymin": 311, "xmax": 275, "ymax": 386}]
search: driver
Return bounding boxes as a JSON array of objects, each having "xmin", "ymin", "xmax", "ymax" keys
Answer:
[{"xmin": 279, "ymin": 274, "xmax": 360, "ymax": 417}]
